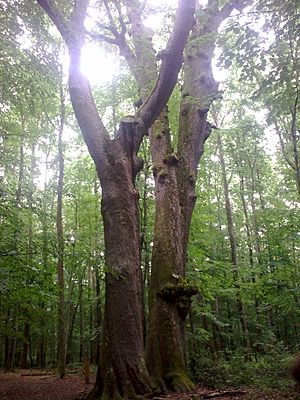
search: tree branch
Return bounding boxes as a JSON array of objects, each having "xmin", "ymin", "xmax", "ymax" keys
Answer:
[
  {"xmin": 274, "ymin": 119, "xmax": 295, "ymax": 170},
  {"xmin": 138, "ymin": 0, "xmax": 196, "ymax": 129},
  {"xmin": 218, "ymin": 0, "xmax": 253, "ymax": 22},
  {"xmin": 36, "ymin": 0, "xmax": 70, "ymax": 42},
  {"xmin": 88, "ymin": 31, "xmax": 120, "ymax": 45},
  {"xmin": 72, "ymin": 0, "xmax": 89, "ymax": 27},
  {"xmin": 115, "ymin": 1, "xmax": 127, "ymax": 37},
  {"xmin": 86, "ymin": 0, "xmax": 139, "ymax": 78},
  {"xmin": 37, "ymin": 0, "xmax": 110, "ymax": 173},
  {"xmin": 103, "ymin": 0, "xmax": 119, "ymax": 36}
]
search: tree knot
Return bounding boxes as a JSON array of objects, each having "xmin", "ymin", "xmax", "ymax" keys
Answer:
[
  {"xmin": 163, "ymin": 153, "xmax": 179, "ymax": 167},
  {"xmin": 158, "ymin": 281, "xmax": 198, "ymax": 319},
  {"xmin": 157, "ymin": 282, "xmax": 198, "ymax": 302}
]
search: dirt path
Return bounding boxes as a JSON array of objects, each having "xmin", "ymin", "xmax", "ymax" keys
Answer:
[
  {"xmin": 0, "ymin": 371, "xmax": 93, "ymax": 400},
  {"xmin": 0, "ymin": 371, "xmax": 299, "ymax": 400}
]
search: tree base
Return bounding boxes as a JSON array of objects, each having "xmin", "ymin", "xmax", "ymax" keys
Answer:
[{"xmin": 164, "ymin": 371, "xmax": 194, "ymax": 393}]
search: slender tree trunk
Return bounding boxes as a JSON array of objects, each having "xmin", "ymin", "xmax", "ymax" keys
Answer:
[
  {"xmin": 20, "ymin": 322, "xmax": 30, "ymax": 369},
  {"xmin": 5, "ymin": 126, "xmax": 25, "ymax": 372},
  {"xmin": 274, "ymin": 91, "xmax": 300, "ymax": 197},
  {"xmin": 21, "ymin": 143, "xmax": 35, "ymax": 369},
  {"xmin": 79, "ymin": 297, "xmax": 83, "ymax": 364},
  {"xmin": 16, "ymin": 128, "xmax": 24, "ymax": 203},
  {"xmin": 238, "ymin": 173, "xmax": 254, "ymax": 269},
  {"xmin": 56, "ymin": 86, "xmax": 66, "ymax": 378},
  {"xmin": 39, "ymin": 147, "xmax": 51, "ymax": 369},
  {"xmin": 36, "ymin": 335, "xmax": 46, "ymax": 368},
  {"xmin": 5, "ymin": 316, "xmax": 18, "ymax": 372},
  {"xmin": 94, "ymin": 263, "xmax": 101, "ymax": 365},
  {"xmin": 290, "ymin": 91, "xmax": 300, "ymax": 197},
  {"xmin": 66, "ymin": 285, "xmax": 81, "ymax": 365},
  {"xmin": 217, "ymin": 131, "xmax": 251, "ymax": 354}
]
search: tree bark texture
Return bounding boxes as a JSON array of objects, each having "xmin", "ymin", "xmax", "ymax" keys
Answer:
[
  {"xmin": 145, "ymin": 1, "xmax": 251, "ymax": 390},
  {"xmin": 36, "ymin": 0, "xmax": 252, "ymax": 396},
  {"xmin": 36, "ymin": 0, "xmax": 195, "ymax": 397}
]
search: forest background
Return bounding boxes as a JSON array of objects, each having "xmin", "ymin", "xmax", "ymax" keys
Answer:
[{"xmin": 0, "ymin": 0, "xmax": 299, "ymax": 397}]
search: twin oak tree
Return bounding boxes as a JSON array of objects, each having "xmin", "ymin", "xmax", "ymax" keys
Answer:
[{"xmin": 36, "ymin": 0, "xmax": 251, "ymax": 398}]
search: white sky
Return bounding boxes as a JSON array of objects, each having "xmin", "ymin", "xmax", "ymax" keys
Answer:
[{"xmin": 81, "ymin": 45, "xmax": 120, "ymax": 85}]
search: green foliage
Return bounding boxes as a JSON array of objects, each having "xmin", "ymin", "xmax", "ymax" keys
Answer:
[
  {"xmin": 189, "ymin": 345, "xmax": 293, "ymax": 389},
  {"xmin": 0, "ymin": 0, "xmax": 299, "ymax": 389}
]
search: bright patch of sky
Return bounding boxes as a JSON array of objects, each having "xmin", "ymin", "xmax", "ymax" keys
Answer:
[
  {"xmin": 78, "ymin": 0, "xmax": 279, "ymax": 156},
  {"xmin": 81, "ymin": 44, "xmax": 120, "ymax": 86},
  {"xmin": 81, "ymin": 0, "xmax": 209, "ymax": 85},
  {"xmin": 143, "ymin": 0, "xmax": 208, "ymax": 30}
]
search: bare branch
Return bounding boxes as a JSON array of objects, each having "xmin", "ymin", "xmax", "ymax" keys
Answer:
[
  {"xmin": 88, "ymin": 31, "xmax": 119, "ymax": 45},
  {"xmin": 86, "ymin": 0, "xmax": 139, "ymax": 74},
  {"xmin": 115, "ymin": 1, "xmax": 127, "ymax": 37},
  {"xmin": 103, "ymin": 0, "xmax": 119, "ymax": 36}
]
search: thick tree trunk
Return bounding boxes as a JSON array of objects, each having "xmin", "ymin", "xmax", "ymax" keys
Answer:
[
  {"xmin": 119, "ymin": 3, "xmax": 195, "ymax": 388},
  {"xmin": 145, "ymin": 140, "xmax": 196, "ymax": 391},
  {"xmin": 36, "ymin": 0, "xmax": 196, "ymax": 396},
  {"xmin": 92, "ymin": 135, "xmax": 153, "ymax": 399},
  {"xmin": 145, "ymin": 0, "xmax": 251, "ymax": 389}
]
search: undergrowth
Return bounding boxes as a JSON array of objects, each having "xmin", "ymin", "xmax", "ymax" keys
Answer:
[{"xmin": 189, "ymin": 342, "xmax": 295, "ymax": 390}]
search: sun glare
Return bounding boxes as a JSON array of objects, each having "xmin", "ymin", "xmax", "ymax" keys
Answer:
[
  {"xmin": 80, "ymin": 0, "xmax": 209, "ymax": 85},
  {"xmin": 80, "ymin": 43, "xmax": 119, "ymax": 85}
]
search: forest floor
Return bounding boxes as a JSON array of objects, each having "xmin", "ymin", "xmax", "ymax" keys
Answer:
[
  {"xmin": 0, "ymin": 370, "xmax": 93, "ymax": 400},
  {"xmin": 0, "ymin": 370, "xmax": 300, "ymax": 400}
]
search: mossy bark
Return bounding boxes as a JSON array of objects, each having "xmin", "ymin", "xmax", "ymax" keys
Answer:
[
  {"xmin": 87, "ymin": 127, "xmax": 154, "ymax": 400},
  {"xmin": 145, "ymin": 114, "xmax": 196, "ymax": 391},
  {"xmin": 36, "ymin": 0, "xmax": 196, "ymax": 396},
  {"xmin": 145, "ymin": 2, "xmax": 248, "ymax": 391}
]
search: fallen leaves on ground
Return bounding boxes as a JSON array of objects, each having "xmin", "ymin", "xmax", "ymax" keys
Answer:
[
  {"xmin": 0, "ymin": 370, "xmax": 93, "ymax": 400},
  {"xmin": 156, "ymin": 384, "xmax": 300, "ymax": 400},
  {"xmin": 0, "ymin": 370, "xmax": 300, "ymax": 400}
]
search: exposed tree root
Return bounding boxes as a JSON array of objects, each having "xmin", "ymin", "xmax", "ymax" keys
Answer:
[
  {"xmin": 164, "ymin": 372, "xmax": 194, "ymax": 393},
  {"xmin": 203, "ymin": 390, "xmax": 247, "ymax": 399},
  {"xmin": 20, "ymin": 372, "xmax": 54, "ymax": 377}
]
